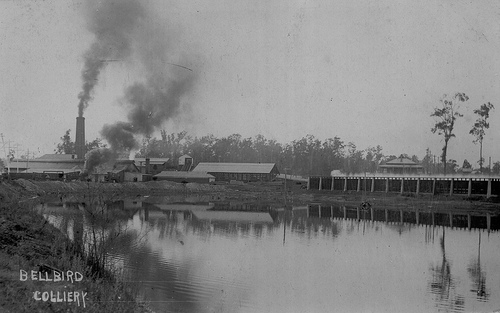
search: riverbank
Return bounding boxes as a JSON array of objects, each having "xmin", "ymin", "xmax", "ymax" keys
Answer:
[{"xmin": 0, "ymin": 182, "xmax": 154, "ymax": 312}]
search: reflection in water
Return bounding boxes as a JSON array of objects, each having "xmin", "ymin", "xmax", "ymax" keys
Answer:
[
  {"xmin": 39, "ymin": 199, "xmax": 500, "ymax": 313},
  {"xmin": 467, "ymin": 232, "xmax": 489, "ymax": 301},
  {"xmin": 428, "ymin": 228, "xmax": 464, "ymax": 312}
]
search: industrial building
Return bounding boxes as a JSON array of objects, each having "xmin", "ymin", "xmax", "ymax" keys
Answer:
[
  {"xmin": 192, "ymin": 162, "xmax": 280, "ymax": 182},
  {"xmin": 134, "ymin": 158, "xmax": 173, "ymax": 175},
  {"xmin": 91, "ymin": 160, "xmax": 142, "ymax": 183}
]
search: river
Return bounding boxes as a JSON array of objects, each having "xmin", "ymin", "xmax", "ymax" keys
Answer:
[{"xmin": 39, "ymin": 197, "xmax": 500, "ymax": 313}]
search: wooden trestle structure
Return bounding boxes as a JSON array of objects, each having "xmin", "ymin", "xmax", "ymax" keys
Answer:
[{"xmin": 307, "ymin": 175, "xmax": 500, "ymax": 198}]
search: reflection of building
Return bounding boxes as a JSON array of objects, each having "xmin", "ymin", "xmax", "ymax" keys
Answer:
[
  {"xmin": 378, "ymin": 157, "xmax": 423, "ymax": 174},
  {"xmin": 191, "ymin": 210, "xmax": 274, "ymax": 223},
  {"xmin": 192, "ymin": 162, "xmax": 280, "ymax": 182}
]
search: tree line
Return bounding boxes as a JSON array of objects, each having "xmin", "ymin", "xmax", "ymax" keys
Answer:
[{"xmin": 50, "ymin": 92, "xmax": 498, "ymax": 176}]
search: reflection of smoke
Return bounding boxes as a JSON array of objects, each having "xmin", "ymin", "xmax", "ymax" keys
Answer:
[
  {"xmin": 84, "ymin": 148, "xmax": 116, "ymax": 173},
  {"xmin": 78, "ymin": 0, "xmax": 145, "ymax": 117}
]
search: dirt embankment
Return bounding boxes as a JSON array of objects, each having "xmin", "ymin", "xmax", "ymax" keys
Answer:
[{"xmin": 0, "ymin": 180, "xmax": 159, "ymax": 313}]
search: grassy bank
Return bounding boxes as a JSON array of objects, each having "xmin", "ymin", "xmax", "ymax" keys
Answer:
[{"xmin": 0, "ymin": 184, "xmax": 153, "ymax": 312}]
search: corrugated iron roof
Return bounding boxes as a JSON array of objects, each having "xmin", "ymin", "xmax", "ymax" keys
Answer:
[
  {"xmin": 385, "ymin": 158, "xmax": 418, "ymax": 165},
  {"xmin": 37, "ymin": 154, "xmax": 77, "ymax": 160},
  {"xmin": 8, "ymin": 161, "xmax": 83, "ymax": 172},
  {"xmin": 154, "ymin": 171, "xmax": 214, "ymax": 179},
  {"xmin": 192, "ymin": 162, "xmax": 278, "ymax": 174},
  {"xmin": 135, "ymin": 158, "xmax": 170, "ymax": 165}
]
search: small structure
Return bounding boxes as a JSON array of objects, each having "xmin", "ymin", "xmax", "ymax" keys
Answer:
[
  {"xmin": 153, "ymin": 171, "xmax": 215, "ymax": 184},
  {"xmin": 192, "ymin": 162, "xmax": 280, "ymax": 182},
  {"xmin": 134, "ymin": 158, "xmax": 173, "ymax": 175},
  {"xmin": 92, "ymin": 160, "xmax": 142, "ymax": 182},
  {"xmin": 378, "ymin": 157, "xmax": 423, "ymax": 174},
  {"xmin": 178, "ymin": 154, "xmax": 193, "ymax": 171}
]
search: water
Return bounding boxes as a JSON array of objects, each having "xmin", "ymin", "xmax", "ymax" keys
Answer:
[{"xmin": 39, "ymin": 199, "xmax": 500, "ymax": 313}]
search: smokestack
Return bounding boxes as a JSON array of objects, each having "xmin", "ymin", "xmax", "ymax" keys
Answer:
[{"xmin": 75, "ymin": 116, "xmax": 86, "ymax": 159}]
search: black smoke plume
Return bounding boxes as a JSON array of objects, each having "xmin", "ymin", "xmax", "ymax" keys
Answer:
[
  {"xmin": 80, "ymin": 0, "xmax": 198, "ymax": 157},
  {"xmin": 101, "ymin": 73, "xmax": 196, "ymax": 152},
  {"xmin": 83, "ymin": 147, "xmax": 116, "ymax": 174},
  {"xmin": 78, "ymin": 0, "xmax": 145, "ymax": 117}
]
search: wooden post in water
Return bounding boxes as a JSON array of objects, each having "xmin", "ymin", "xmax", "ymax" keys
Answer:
[
  {"xmin": 467, "ymin": 214, "xmax": 471, "ymax": 230},
  {"xmin": 307, "ymin": 177, "xmax": 311, "ymax": 190},
  {"xmin": 400, "ymin": 177, "xmax": 404, "ymax": 195},
  {"xmin": 371, "ymin": 178, "xmax": 375, "ymax": 192},
  {"xmin": 319, "ymin": 177, "xmax": 323, "ymax": 191},
  {"xmin": 370, "ymin": 207, "xmax": 374, "ymax": 221},
  {"xmin": 331, "ymin": 177, "xmax": 335, "ymax": 191},
  {"xmin": 432, "ymin": 212, "xmax": 435, "ymax": 226},
  {"xmin": 385, "ymin": 209, "xmax": 389, "ymax": 222},
  {"xmin": 416, "ymin": 209, "xmax": 419, "ymax": 225},
  {"xmin": 432, "ymin": 178, "xmax": 436, "ymax": 195},
  {"xmin": 344, "ymin": 177, "xmax": 348, "ymax": 192},
  {"xmin": 416, "ymin": 178, "xmax": 420, "ymax": 196},
  {"xmin": 385, "ymin": 178, "xmax": 389, "ymax": 193},
  {"xmin": 487, "ymin": 179, "xmax": 492, "ymax": 198},
  {"xmin": 449, "ymin": 179, "xmax": 454, "ymax": 196},
  {"xmin": 356, "ymin": 207, "xmax": 360, "ymax": 220},
  {"xmin": 343, "ymin": 206, "xmax": 347, "ymax": 219},
  {"xmin": 357, "ymin": 177, "xmax": 361, "ymax": 192},
  {"xmin": 449, "ymin": 213, "xmax": 453, "ymax": 228},
  {"xmin": 400, "ymin": 209, "xmax": 404, "ymax": 224},
  {"xmin": 468, "ymin": 179, "xmax": 472, "ymax": 197},
  {"xmin": 487, "ymin": 213, "xmax": 491, "ymax": 232}
]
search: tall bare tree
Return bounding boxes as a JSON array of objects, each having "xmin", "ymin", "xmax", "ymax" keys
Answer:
[
  {"xmin": 431, "ymin": 93, "xmax": 469, "ymax": 175},
  {"xmin": 469, "ymin": 102, "xmax": 494, "ymax": 172}
]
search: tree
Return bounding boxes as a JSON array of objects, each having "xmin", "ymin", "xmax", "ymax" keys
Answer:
[
  {"xmin": 431, "ymin": 93, "xmax": 469, "ymax": 175},
  {"xmin": 55, "ymin": 129, "xmax": 75, "ymax": 154},
  {"xmin": 55, "ymin": 129, "xmax": 106, "ymax": 155},
  {"xmin": 492, "ymin": 161, "xmax": 500, "ymax": 175},
  {"xmin": 469, "ymin": 102, "xmax": 494, "ymax": 172}
]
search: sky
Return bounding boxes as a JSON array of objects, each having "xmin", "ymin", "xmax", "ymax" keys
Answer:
[{"xmin": 1, "ymin": 0, "xmax": 500, "ymax": 167}]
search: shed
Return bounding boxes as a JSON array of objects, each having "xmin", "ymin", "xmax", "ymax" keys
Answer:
[
  {"xmin": 134, "ymin": 158, "xmax": 173, "ymax": 175},
  {"xmin": 153, "ymin": 171, "xmax": 215, "ymax": 183},
  {"xmin": 192, "ymin": 162, "xmax": 279, "ymax": 182},
  {"xmin": 93, "ymin": 160, "xmax": 142, "ymax": 182}
]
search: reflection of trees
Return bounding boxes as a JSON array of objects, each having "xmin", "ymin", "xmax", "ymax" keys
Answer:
[
  {"xmin": 467, "ymin": 232, "xmax": 489, "ymax": 301},
  {"xmin": 428, "ymin": 227, "xmax": 464, "ymax": 312}
]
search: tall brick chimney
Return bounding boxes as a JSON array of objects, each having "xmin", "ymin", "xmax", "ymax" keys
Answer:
[{"xmin": 75, "ymin": 116, "xmax": 85, "ymax": 159}]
